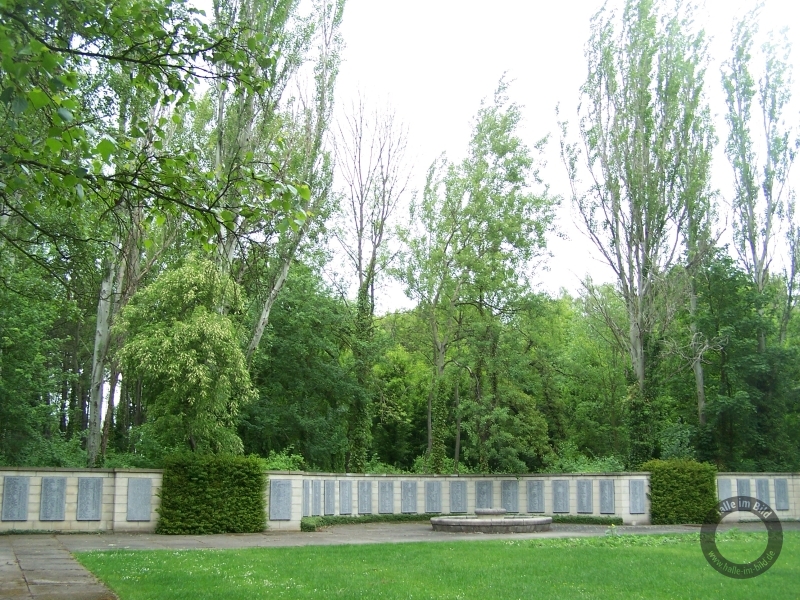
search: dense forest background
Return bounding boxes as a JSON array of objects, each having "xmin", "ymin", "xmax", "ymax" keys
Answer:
[{"xmin": 1, "ymin": 0, "xmax": 798, "ymax": 474}]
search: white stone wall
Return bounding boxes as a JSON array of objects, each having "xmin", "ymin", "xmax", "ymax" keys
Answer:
[
  {"xmin": 275, "ymin": 472, "xmax": 653, "ymax": 530},
  {"xmin": 0, "ymin": 468, "xmax": 162, "ymax": 533},
  {"xmin": 4, "ymin": 468, "xmax": 797, "ymax": 533}
]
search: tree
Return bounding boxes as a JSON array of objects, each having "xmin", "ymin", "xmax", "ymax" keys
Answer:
[
  {"xmin": 115, "ymin": 259, "xmax": 255, "ymax": 454},
  {"xmin": 561, "ymin": 0, "xmax": 713, "ymax": 464},
  {"xmin": 335, "ymin": 98, "xmax": 410, "ymax": 471},
  {"xmin": 722, "ymin": 8, "xmax": 798, "ymax": 352},
  {"xmin": 400, "ymin": 81, "xmax": 555, "ymax": 472}
]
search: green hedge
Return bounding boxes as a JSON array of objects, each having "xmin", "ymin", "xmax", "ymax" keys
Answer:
[
  {"xmin": 642, "ymin": 459, "xmax": 718, "ymax": 525},
  {"xmin": 157, "ymin": 454, "xmax": 266, "ymax": 534},
  {"xmin": 550, "ymin": 515, "xmax": 623, "ymax": 525},
  {"xmin": 300, "ymin": 513, "xmax": 623, "ymax": 532}
]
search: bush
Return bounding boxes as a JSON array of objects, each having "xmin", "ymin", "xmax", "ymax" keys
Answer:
[
  {"xmin": 157, "ymin": 454, "xmax": 266, "ymax": 534},
  {"xmin": 300, "ymin": 513, "xmax": 438, "ymax": 532},
  {"xmin": 642, "ymin": 459, "xmax": 718, "ymax": 524},
  {"xmin": 550, "ymin": 515, "xmax": 623, "ymax": 525}
]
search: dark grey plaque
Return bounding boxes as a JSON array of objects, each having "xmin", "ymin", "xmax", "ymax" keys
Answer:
[
  {"xmin": 736, "ymin": 478, "xmax": 751, "ymax": 497},
  {"xmin": 269, "ymin": 480, "xmax": 292, "ymax": 520},
  {"xmin": 358, "ymin": 481, "xmax": 372, "ymax": 514},
  {"xmin": 39, "ymin": 477, "xmax": 66, "ymax": 521},
  {"xmin": 379, "ymin": 481, "xmax": 394, "ymax": 514},
  {"xmin": 401, "ymin": 481, "xmax": 417, "ymax": 513},
  {"xmin": 501, "ymin": 481, "xmax": 518, "ymax": 513},
  {"xmin": 127, "ymin": 478, "xmax": 152, "ymax": 521},
  {"xmin": 577, "ymin": 480, "xmax": 593, "ymax": 514},
  {"xmin": 425, "ymin": 481, "xmax": 441, "ymax": 513},
  {"xmin": 600, "ymin": 480, "xmax": 615, "ymax": 514},
  {"xmin": 1, "ymin": 476, "xmax": 29, "ymax": 521},
  {"xmin": 527, "ymin": 480, "xmax": 544, "ymax": 513},
  {"xmin": 77, "ymin": 478, "xmax": 103, "ymax": 521},
  {"xmin": 476, "ymin": 481, "xmax": 493, "ymax": 509},
  {"xmin": 775, "ymin": 479, "xmax": 789, "ymax": 511},
  {"xmin": 755, "ymin": 479, "xmax": 770, "ymax": 505},
  {"xmin": 717, "ymin": 479, "xmax": 732, "ymax": 502},
  {"xmin": 339, "ymin": 480, "xmax": 352, "ymax": 515},
  {"xmin": 553, "ymin": 480, "xmax": 569, "ymax": 513},
  {"xmin": 629, "ymin": 479, "xmax": 645, "ymax": 514},
  {"xmin": 324, "ymin": 480, "xmax": 336, "ymax": 515},
  {"xmin": 450, "ymin": 481, "xmax": 467, "ymax": 513},
  {"xmin": 312, "ymin": 480, "xmax": 322, "ymax": 516},
  {"xmin": 302, "ymin": 480, "xmax": 310, "ymax": 517}
]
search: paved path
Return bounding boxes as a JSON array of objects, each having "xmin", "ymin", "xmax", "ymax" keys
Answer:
[{"xmin": 2, "ymin": 521, "xmax": 798, "ymax": 599}]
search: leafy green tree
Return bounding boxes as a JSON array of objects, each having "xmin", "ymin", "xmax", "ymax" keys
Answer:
[
  {"xmin": 561, "ymin": 0, "xmax": 713, "ymax": 466},
  {"xmin": 722, "ymin": 7, "xmax": 798, "ymax": 352},
  {"xmin": 115, "ymin": 259, "xmax": 255, "ymax": 454}
]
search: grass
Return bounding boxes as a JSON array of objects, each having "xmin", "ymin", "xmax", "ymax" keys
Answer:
[{"xmin": 76, "ymin": 530, "xmax": 799, "ymax": 599}]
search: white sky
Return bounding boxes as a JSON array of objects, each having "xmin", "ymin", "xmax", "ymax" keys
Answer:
[{"xmin": 333, "ymin": 0, "xmax": 800, "ymax": 307}]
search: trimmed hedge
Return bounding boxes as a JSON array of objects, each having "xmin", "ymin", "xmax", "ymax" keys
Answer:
[
  {"xmin": 550, "ymin": 515, "xmax": 623, "ymax": 525},
  {"xmin": 301, "ymin": 513, "xmax": 433, "ymax": 532},
  {"xmin": 642, "ymin": 459, "xmax": 718, "ymax": 525},
  {"xmin": 300, "ymin": 513, "xmax": 623, "ymax": 532},
  {"xmin": 157, "ymin": 454, "xmax": 266, "ymax": 534}
]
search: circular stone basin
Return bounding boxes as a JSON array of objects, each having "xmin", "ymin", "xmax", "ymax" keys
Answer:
[{"xmin": 430, "ymin": 510, "xmax": 552, "ymax": 534}]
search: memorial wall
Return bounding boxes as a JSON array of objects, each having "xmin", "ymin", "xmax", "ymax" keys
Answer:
[{"xmin": 1, "ymin": 468, "xmax": 797, "ymax": 532}]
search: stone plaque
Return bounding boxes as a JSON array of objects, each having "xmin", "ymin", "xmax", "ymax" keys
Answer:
[
  {"xmin": 39, "ymin": 477, "xmax": 66, "ymax": 521},
  {"xmin": 717, "ymin": 479, "xmax": 732, "ymax": 502},
  {"xmin": 775, "ymin": 479, "xmax": 789, "ymax": 511},
  {"xmin": 127, "ymin": 478, "xmax": 152, "ymax": 521},
  {"xmin": 553, "ymin": 480, "xmax": 569, "ymax": 513},
  {"xmin": 501, "ymin": 481, "xmax": 518, "ymax": 513},
  {"xmin": 527, "ymin": 480, "xmax": 544, "ymax": 513},
  {"xmin": 425, "ymin": 481, "xmax": 441, "ymax": 513},
  {"xmin": 312, "ymin": 480, "xmax": 322, "ymax": 516},
  {"xmin": 339, "ymin": 481, "xmax": 352, "ymax": 515},
  {"xmin": 577, "ymin": 480, "xmax": 593, "ymax": 514},
  {"xmin": 450, "ymin": 481, "xmax": 467, "ymax": 513},
  {"xmin": 401, "ymin": 481, "xmax": 417, "ymax": 513},
  {"xmin": 379, "ymin": 481, "xmax": 394, "ymax": 514},
  {"xmin": 629, "ymin": 479, "xmax": 645, "ymax": 514},
  {"xmin": 302, "ymin": 480, "xmax": 311, "ymax": 517},
  {"xmin": 476, "ymin": 481, "xmax": 493, "ymax": 509},
  {"xmin": 1, "ymin": 476, "xmax": 29, "ymax": 521},
  {"xmin": 358, "ymin": 481, "xmax": 372, "ymax": 514},
  {"xmin": 77, "ymin": 478, "xmax": 103, "ymax": 521},
  {"xmin": 600, "ymin": 480, "xmax": 615, "ymax": 514},
  {"xmin": 736, "ymin": 478, "xmax": 751, "ymax": 498},
  {"xmin": 324, "ymin": 480, "xmax": 336, "ymax": 515},
  {"xmin": 269, "ymin": 480, "xmax": 292, "ymax": 520},
  {"xmin": 755, "ymin": 479, "xmax": 770, "ymax": 505}
]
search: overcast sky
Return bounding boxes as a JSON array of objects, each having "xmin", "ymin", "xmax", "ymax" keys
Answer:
[{"xmin": 332, "ymin": 0, "xmax": 800, "ymax": 304}]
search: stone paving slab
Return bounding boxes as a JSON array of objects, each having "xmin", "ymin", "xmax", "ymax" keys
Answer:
[{"xmin": 0, "ymin": 535, "xmax": 116, "ymax": 600}]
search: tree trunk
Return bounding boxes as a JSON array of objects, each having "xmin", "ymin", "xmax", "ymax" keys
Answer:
[
  {"xmin": 689, "ymin": 281, "xmax": 707, "ymax": 425},
  {"xmin": 453, "ymin": 381, "xmax": 461, "ymax": 474},
  {"xmin": 87, "ymin": 249, "xmax": 117, "ymax": 467}
]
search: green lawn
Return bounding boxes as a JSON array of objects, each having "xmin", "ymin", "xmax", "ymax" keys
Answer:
[{"xmin": 76, "ymin": 530, "xmax": 799, "ymax": 599}]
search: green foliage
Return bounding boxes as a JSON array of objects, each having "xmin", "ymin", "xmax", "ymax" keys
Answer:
[
  {"xmin": 642, "ymin": 459, "xmax": 718, "ymax": 525},
  {"xmin": 542, "ymin": 442, "xmax": 625, "ymax": 474},
  {"xmin": 549, "ymin": 515, "xmax": 623, "ymax": 525},
  {"xmin": 261, "ymin": 448, "xmax": 306, "ymax": 471},
  {"xmin": 300, "ymin": 513, "xmax": 433, "ymax": 532},
  {"xmin": 156, "ymin": 454, "xmax": 266, "ymax": 534},
  {"xmin": 116, "ymin": 259, "xmax": 255, "ymax": 454}
]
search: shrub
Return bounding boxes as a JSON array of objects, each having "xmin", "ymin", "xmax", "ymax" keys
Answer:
[
  {"xmin": 157, "ymin": 454, "xmax": 266, "ymax": 534},
  {"xmin": 642, "ymin": 459, "xmax": 718, "ymax": 524}
]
